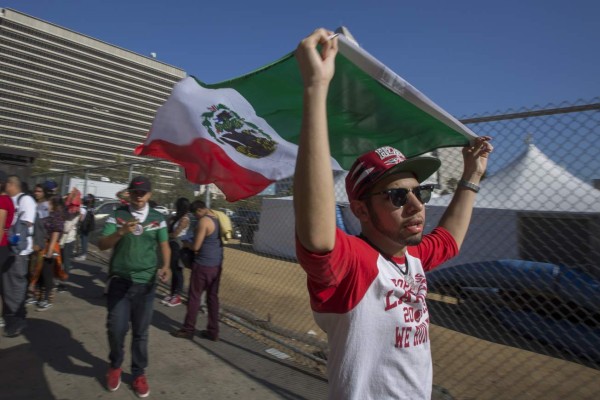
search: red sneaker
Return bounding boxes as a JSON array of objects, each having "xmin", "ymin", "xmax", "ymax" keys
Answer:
[
  {"xmin": 160, "ymin": 295, "xmax": 171, "ymax": 305},
  {"xmin": 106, "ymin": 367, "xmax": 122, "ymax": 392},
  {"xmin": 167, "ymin": 295, "xmax": 182, "ymax": 307},
  {"xmin": 132, "ymin": 375, "xmax": 150, "ymax": 398}
]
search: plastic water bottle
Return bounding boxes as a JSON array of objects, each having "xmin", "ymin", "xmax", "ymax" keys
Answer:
[{"xmin": 9, "ymin": 233, "xmax": 20, "ymax": 246}]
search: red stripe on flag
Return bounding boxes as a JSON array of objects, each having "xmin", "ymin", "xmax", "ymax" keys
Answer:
[{"xmin": 134, "ymin": 138, "xmax": 274, "ymax": 202}]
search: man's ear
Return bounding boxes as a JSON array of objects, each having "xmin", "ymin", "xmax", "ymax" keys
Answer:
[{"xmin": 350, "ymin": 199, "xmax": 370, "ymax": 223}]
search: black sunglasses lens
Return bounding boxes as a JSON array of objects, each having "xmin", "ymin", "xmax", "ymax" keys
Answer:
[
  {"xmin": 387, "ymin": 186, "xmax": 433, "ymax": 207},
  {"xmin": 416, "ymin": 186, "xmax": 433, "ymax": 204},
  {"xmin": 389, "ymin": 189, "xmax": 410, "ymax": 207}
]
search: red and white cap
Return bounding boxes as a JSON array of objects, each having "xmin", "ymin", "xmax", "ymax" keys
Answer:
[{"xmin": 345, "ymin": 146, "xmax": 440, "ymax": 201}]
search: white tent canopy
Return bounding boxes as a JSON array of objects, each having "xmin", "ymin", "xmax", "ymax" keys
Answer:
[
  {"xmin": 253, "ymin": 144, "xmax": 599, "ymax": 263},
  {"xmin": 425, "ymin": 144, "xmax": 600, "ymax": 268},
  {"xmin": 429, "ymin": 144, "xmax": 600, "ymax": 213}
]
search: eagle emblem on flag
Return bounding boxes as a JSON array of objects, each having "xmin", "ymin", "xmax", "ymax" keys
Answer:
[{"xmin": 202, "ymin": 104, "xmax": 278, "ymax": 158}]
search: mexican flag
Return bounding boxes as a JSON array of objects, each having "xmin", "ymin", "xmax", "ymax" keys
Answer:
[{"xmin": 135, "ymin": 31, "xmax": 477, "ymax": 202}]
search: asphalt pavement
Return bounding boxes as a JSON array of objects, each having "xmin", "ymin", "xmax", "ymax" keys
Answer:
[{"xmin": 0, "ymin": 250, "xmax": 328, "ymax": 400}]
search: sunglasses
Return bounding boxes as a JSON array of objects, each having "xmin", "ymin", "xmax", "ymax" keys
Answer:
[
  {"xmin": 130, "ymin": 190, "xmax": 149, "ymax": 197},
  {"xmin": 362, "ymin": 185, "xmax": 434, "ymax": 208}
]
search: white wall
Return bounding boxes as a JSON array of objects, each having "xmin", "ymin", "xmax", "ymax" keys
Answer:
[{"xmin": 253, "ymin": 197, "xmax": 297, "ymax": 259}]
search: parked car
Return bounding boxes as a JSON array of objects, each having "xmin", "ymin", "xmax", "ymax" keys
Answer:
[
  {"xmin": 94, "ymin": 201, "xmax": 122, "ymax": 222},
  {"xmin": 89, "ymin": 200, "xmax": 122, "ymax": 245},
  {"xmin": 426, "ymin": 259, "xmax": 600, "ymax": 360},
  {"xmin": 231, "ymin": 209, "xmax": 261, "ymax": 243},
  {"xmin": 153, "ymin": 205, "xmax": 170, "ymax": 216}
]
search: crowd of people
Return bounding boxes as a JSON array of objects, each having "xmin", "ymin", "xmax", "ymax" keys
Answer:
[
  {"xmin": 0, "ymin": 173, "xmax": 226, "ymax": 398},
  {"xmin": 1, "ymin": 175, "xmax": 95, "ymax": 336}
]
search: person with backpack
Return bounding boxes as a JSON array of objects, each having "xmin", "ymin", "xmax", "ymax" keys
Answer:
[
  {"xmin": 29, "ymin": 195, "xmax": 66, "ymax": 311},
  {"xmin": 75, "ymin": 194, "xmax": 95, "ymax": 261},
  {"xmin": 3, "ymin": 175, "xmax": 36, "ymax": 337},
  {"xmin": 162, "ymin": 197, "xmax": 191, "ymax": 307},
  {"xmin": 26, "ymin": 183, "xmax": 51, "ymax": 305},
  {"xmin": 0, "ymin": 171, "xmax": 16, "ymax": 331},
  {"xmin": 58, "ymin": 188, "xmax": 81, "ymax": 292},
  {"xmin": 171, "ymin": 200, "xmax": 224, "ymax": 342}
]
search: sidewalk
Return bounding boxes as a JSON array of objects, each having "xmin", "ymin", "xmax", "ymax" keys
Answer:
[{"xmin": 0, "ymin": 253, "xmax": 328, "ymax": 400}]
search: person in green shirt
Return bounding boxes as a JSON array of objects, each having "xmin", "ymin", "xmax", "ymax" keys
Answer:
[{"xmin": 98, "ymin": 176, "xmax": 171, "ymax": 398}]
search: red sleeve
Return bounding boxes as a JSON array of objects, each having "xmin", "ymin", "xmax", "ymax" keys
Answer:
[
  {"xmin": 296, "ymin": 228, "xmax": 379, "ymax": 313},
  {"xmin": 411, "ymin": 227, "xmax": 458, "ymax": 271},
  {"xmin": 0, "ymin": 196, "xmax": 15, "ymax": 247}
]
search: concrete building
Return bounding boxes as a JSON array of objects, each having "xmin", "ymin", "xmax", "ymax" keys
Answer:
[{"xmin": 0, "ymin": 8, "xmax": 186, "ymax": 184}]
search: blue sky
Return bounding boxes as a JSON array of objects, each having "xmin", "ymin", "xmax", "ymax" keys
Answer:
[
  {"xmin": 3, "ymin": 0, "xmax": 599, "ymax": 182},
  {"xmin": 3, "ymin": 0, "xmax": 598, "ymax": 118}
]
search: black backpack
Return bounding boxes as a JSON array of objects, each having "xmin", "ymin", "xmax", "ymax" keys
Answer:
[{"xmin": 79, "ymin": 208, "xmax": 95, "ymax": 234}]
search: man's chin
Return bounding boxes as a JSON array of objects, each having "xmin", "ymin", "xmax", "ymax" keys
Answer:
[{"xmin": 404, "ymin": 234, "xmax": 423, "ymax": 246}]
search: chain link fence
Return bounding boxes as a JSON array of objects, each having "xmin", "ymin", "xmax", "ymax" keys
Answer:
[{"xmin": 29, "ymin": 99, "xmax": 600, "ymax": 399}]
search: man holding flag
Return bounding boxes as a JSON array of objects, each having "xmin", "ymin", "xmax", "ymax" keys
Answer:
[{"xmin": 293, "ymin": 29, "xmax": 493, "ymax": 400}]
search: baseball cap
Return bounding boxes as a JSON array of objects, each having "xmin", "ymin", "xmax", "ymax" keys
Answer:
[
  {"xmin": 128, "ymin": 176, "xmax": 151, "ymax": 192},
  {"xmin": 43, "ymin": 180, "xmax": 58, "ymax": 191},
  {"xmin": 345, "ymin": 146, "xmax": 441, "ymax": 201}
]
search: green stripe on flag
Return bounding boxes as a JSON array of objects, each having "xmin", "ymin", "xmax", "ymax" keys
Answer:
[{"xmin": 200, "ymin": 48, "xmax": 471, "ymax": 171}]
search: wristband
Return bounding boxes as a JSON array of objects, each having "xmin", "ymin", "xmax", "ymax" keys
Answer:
[{"xmin": 458, "ymin": 179, "xmax": 480, "ymax": 193}]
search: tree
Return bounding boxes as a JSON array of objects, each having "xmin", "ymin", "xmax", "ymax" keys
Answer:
[
  {"xmin": 166, "ymin": 168, "xmax": 195, "ymax": 206},
  {"xmin": 110, "ymin": 154, "xmax": 130, "ymax": 184},
  {"xmin": 31, "ymin": 134, "xmax": 53, "ymax": 175}
]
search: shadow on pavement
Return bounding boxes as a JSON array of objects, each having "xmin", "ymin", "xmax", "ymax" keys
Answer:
[
  {"xmin": 62, "ymin": 262, "xmax": 108, "ymax": 308},
  {"xmin": 0, "ymin": 342, "xmax": 55, "ymax": 400},
  {"xmin": 151, "ymin": 308, "xmax": 327, "ymax": 400},
  {"xmin": 0, "ymin": 318, "xmax": 107, "ymax": 399}
]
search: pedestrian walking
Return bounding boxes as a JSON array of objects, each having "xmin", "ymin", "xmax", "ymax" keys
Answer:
[
  {"xmin": 98, "ymin": 176, "xmax": 170, "ymax": 398},
  {"xmin": 2, "ymin": 175, "xmax": 36, "ymax": 337}
]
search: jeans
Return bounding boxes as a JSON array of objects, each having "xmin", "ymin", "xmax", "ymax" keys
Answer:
[
  {"xmin": 40, "ymin": 257, "xmax": 55, "ymax": 301},
  {"xmin": 183, "ymin": 263, "xmax": 222, "ymax": 338},
  {"xmin": 168, "ymin": 241, "xmax": 183, "ymax": 296},
  {"xmin": 80, "ymin": 233, "xmax": 89, "ymax": 256},
  {"xmin": 106, "ymin": 277, "xmax": 155, "ymax": 377},
  {"xmin": 61, "ymin": 241, "xmax": 75, "ymax": 274},
  {"xmin": 1, "ymin": 251, "xmax": 29, "ymax": 330}
]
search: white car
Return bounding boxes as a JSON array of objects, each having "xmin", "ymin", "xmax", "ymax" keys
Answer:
[
  {"xmin": 94, "ymin": 201, "xmax": 122, "ymax": 221},
  {"xmin": 153, "ymin": 206, "xmax": 170, "ymax": 216}
]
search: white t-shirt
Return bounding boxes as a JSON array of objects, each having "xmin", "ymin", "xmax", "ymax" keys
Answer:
[
  {"xmin": 37, "ymin": 200, "xmax": 50, "ymax": 219},
  {"xmin": 173, "ymin": 215, "xmax": 190, "ymax": 239},
  {"xmin": 60, "ymin": 217, "xmax": 79, "ymax": 245},
  {"xmin": 80, "ymin": 205, "xmax": 88, "ymax": 220},
  {"xmin": 11, "ymin": 193, "xmax": 37, "ymax": 255},
  {"xmin": 129, "ymin": 204, "xmax": 149, "ymax": 223},
  {"xmin": 297, "ymin": 228, "xmax": 458, "ymax": 400}
]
